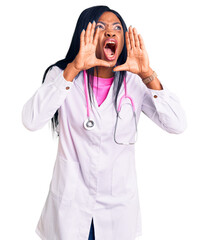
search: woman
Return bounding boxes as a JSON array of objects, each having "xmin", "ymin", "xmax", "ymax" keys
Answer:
[{"xmin": 22, "ymin": 5, "xmax": 187, "ymax": 240}]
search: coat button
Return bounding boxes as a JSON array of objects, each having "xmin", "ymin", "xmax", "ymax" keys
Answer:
[
  {"xmin": 66, "ymin": 86, "xmax": 70, "ymax": 90},
  {"xmin": 153, "ymin": 95, "xmax": 158, "ymax": 98}
]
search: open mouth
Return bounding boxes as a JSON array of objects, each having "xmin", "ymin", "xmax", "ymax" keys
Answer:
[{"xmin": 103, "ymin": 40, "xmax": 117, "ymax": 61}]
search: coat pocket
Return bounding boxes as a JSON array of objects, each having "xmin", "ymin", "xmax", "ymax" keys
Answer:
[
  {"xmin": 49, "ymin": 155, "xmax": 80, "ymax": 201},
  {"xmin": 111, "ymin": 150, "xmax": 137, "ymax": 197}
]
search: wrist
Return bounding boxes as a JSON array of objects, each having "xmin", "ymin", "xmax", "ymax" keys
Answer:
[
  {"xmin": 71, "ymin": 58, "xmax": 82, "ymax": 72},
  {"xmin": 63, "ymin": 61, "xmax": 80, "ymax": 82},
  {"xmin": 138, "ymin": 67, "xmax": 153, "ymax": 79}
]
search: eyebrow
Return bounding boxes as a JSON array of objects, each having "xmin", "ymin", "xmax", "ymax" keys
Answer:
[{"xmin": 97, "ymin": 21, "xmax": 121, "ymax": 26}]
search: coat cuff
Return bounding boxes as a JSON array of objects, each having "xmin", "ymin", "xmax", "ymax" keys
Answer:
[
  {"xmin": 145, "ymin": 82, "xmax": 173, "ymax": 102},
  {"xmin": 53, "ymin": 70, "xmax": 75, "ymax": 92}
]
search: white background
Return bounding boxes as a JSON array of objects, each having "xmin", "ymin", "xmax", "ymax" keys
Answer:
[{"xmin": 1, "ymin": 0, "xmax": 209, "ymax": 239}]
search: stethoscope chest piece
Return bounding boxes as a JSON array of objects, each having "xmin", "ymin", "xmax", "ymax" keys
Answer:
[{"xmin": 83, "ymin": 118, "xmax": 95, "ymax": 130}]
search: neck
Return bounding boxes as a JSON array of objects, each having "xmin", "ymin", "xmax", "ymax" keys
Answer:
[{"xmin": 93, "ymin": 66, "xmax": 114, "ymax": 78}]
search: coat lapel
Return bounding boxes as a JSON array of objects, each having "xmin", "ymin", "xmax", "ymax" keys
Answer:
[{"xmin": 74, "ymin": 71, "xmax": 120, "ymax": 113}]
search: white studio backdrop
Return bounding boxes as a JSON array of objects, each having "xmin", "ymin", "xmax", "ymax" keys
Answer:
[{"xmin": 0, "ymin": 0, "xmax": 208, "ymax": 239}]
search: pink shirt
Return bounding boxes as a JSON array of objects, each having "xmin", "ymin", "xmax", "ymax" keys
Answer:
[{"xmin": 90, "ymin": 75, "xmax": 114, "ymax": 107}]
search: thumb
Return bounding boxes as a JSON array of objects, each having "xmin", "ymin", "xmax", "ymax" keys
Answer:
[
  {"xmin": 95, "ymin": 59, "xmax": 111, "ymax": 68},
  {"xmin": 113, "ymin": 63, "xmax": 129, "ymax": 72}
]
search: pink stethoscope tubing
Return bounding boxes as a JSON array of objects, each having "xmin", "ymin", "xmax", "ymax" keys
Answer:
[{"xmin": 83, "ymin": 69, "xmax": 138, "ymax": 144}]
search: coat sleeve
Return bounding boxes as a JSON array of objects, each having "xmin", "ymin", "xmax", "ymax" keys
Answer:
[
  {"xmin": 21, "ymin": 66, "xmax": 75, "ymax": 131},
  {"xmin": 141, "ymin": 82, "xmax": 187, "ymax": 134}
]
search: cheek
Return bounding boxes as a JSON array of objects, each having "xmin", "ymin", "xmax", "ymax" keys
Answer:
[
  {"xmin": 96, "ymin": 39, "xmax": 103, "ymax": 58},
  {"xmin": 121, "ymin": 38, "xmax": 124, "ymax": 50},
  {"xmin": 119, "ymin": 36, "xmax": 124, "ymax": 53},
  {"xmin": 121, "ymin": 32, "xmax": 125, "ymax": 46},
  {"xmin": 96, "ymin": 44, "xmax": 99, "ymax": 54}
]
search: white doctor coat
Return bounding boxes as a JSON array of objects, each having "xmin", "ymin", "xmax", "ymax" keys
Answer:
[{"xmin": 22, "ymin": 65, "xmax": 187, "ymax": 240}]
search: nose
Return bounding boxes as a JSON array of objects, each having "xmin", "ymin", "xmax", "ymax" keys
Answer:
[{"xmin": 105, "ymin": 31, "xmax": 116, "ymax": 37}]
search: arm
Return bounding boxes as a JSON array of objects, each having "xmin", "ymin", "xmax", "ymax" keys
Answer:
[
  {"xmin": 21, "ymin": 65, "xmax": 76, "ymax": 131},
  {"xmin": 112, "ymin": 26, "xmax": 187, "ymax": 133},
  {"xmin": 22, "ymin": 21, "xmax": 111, "ymax": 132},
  {"xmin": 141, "ymin": 78, "xmax": 187, "ymax": 134},
  {"xmin": 138, "ymin": 66, "xmax": 163, "ymax": 90}
]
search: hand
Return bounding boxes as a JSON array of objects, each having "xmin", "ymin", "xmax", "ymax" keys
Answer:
[
  {"xmin": 73, "ymin": 21, "xmax": 110, "ymax": 71},
  {"xmin": 113, "ymin": 26, "xmax": 151, "ymax": 77}
]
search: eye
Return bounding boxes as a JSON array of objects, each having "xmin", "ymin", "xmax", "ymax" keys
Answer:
[
  {"xmin": 115, "ymin": 25, "xmax": 122, "ymax": 30},
  {"xmin": 96, "ymin": 24, "xmax": 104, "ymax": 29}
]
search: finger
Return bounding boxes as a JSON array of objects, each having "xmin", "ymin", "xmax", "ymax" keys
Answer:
[
  {"xmin": 138, "ymin": 34, "xmax": 145, "ymax": 50},
  {"xmin": 80, "ymin": 29, "xmax": 85, "ymax": 49},
  {"xmin": 93, "ymin": 26, "xmax": 100, "ymax": 46},
  {"xmin": 90, "ymin": 21, "xmax": 95, "ymax": 43},
  {"xmin": 133, "ymin": 28, "xmax": 140, "ymax": 48},
  {"xmin": 113, "ymin": 63, "xmax": 129, "ymax": 72},
  {"xmin": 85, "ymin": 22, "xmax": 92, "ymax": 45},
  {"xmin": 95, "ymin": 59, "xmax": 110, "ymax": 68},
  {"xmin": 129, "ymin": 26, "xmax": 135, "ymax": 49},
  {"xmin": 125, "ymin": 31, "xmax": 131, "ymax": 52}
]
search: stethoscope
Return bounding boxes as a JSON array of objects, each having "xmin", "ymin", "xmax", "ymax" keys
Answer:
[{"xmin": 83, "ymin": 69, "xmax": 138, "ymax": 144}]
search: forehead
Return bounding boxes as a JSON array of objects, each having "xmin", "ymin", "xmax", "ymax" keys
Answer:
[{"xmin": 97, "ymin": 11, "xmax": 121, "ymax": 24}]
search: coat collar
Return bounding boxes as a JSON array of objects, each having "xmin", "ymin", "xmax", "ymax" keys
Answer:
[{"xmin": 74, "ymin": 71, "xmax": 121, "ymax": 112}]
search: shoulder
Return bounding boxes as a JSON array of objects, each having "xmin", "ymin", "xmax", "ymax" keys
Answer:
[
  {"xmin": 43, "ymin": 65, "xmax": 65, "ymax": 85},
  {"xmin": 46, "ymin": 65, "xmax": 82, "ymax": 83},
  {"xmin": 46, "ymin": 65, "xmax": 63, "ymax": 78},
  {"xmin": 126, "ymin": 71, "xmax": 141, "ymax": 85},
  {"xmin": 125, "ymin": 71, "xmax": 146, "ymax": 92},
  {"xmin": 126, "ymin": 71, "xmax": 139, "ymax": 81}
]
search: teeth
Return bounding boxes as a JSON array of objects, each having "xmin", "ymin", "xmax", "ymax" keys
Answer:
[
  {"xmin": 107, "ymin": 41, "xmax": 115, "ymax": 44},
  {"xmin": 105, "ymin": 41, "xmax": 116, "ymax": 46},
  {"xmin": 105, "ymin": 42, "xmax": 116, "ymax": 50}
]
